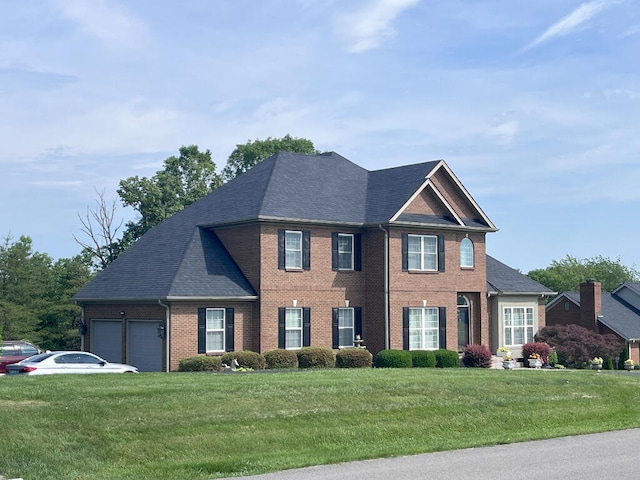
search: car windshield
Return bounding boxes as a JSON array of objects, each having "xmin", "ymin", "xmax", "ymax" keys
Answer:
[{"xmin": 22, "ymin": 353, "xmax": 56, "ymax": 363}]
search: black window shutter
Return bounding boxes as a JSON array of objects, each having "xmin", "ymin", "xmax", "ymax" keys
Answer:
[
  {"xmin": 331, "ymin": 232, "xmax": 339, "ymax": 271},
  {"xmin": 225, "ymin": 308, "xmax": 234, "ymax": 352},
  {"xmin": 278, "ymin": 308, "xmax": 286, "ymax": 349},
  {"xmin": 439, "ymin": 307, "xmax": 447, "ymax": 349},
  {"xmin": 332, "ymin": 308, "xmax": 339, "ymax": 348},
  {"xmin": 197, "ymin": 308, "xmax": 206, "ymax": 354},
  {"xmin": 355, "ymin": 307, "xmax": 362, "ymax": 338},
  {"xmin": 303, "ymin": 307, "xmax": 311, "ymax": 346},
  {"xmin": 402, "ymin": 233, "xmax": 408, "ymax": 271},
  {"xmin": 303, "ymin": 230, "xmax": 311, "ymax": 270},
  {"xmin": 402, "ymin": 307, "xmax": 410, "ymax": 350},
  {"xmin": 278, "ymin": 229, "xmax": 285, "ymax": 270},
  {"xmin": 438, "ymin": 235, "xmax": 445, "ymax": 272},
  {"xmin": 354, "ymin": 234, "xmax": 362, "ymax": 271}
]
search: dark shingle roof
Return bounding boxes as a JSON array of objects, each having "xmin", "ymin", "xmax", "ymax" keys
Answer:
[
  {"xmin": 486, "ymin": 255, "xmax": 555, "ymax": 294},
  {"xmin": 74, "ymin": 152, "xmax": 495, "ymax": 301}
]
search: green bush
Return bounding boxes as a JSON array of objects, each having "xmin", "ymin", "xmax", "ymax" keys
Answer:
[
  {"xmin": 296, "ymin": 347, "xmax": 335, "ymax": 368},
  {"xmin": 618, "ymin": 346, "xmax": 630, "ymax": 370},
  {"xmin": 264, "ymin": 349, "xmax": 298, "ymax": 369},
  {"xmin": 434, "ymin": 349, "xmax": 460, "ymax": 368},
  {"xmin": 462, "ymin": 344, "xmax": 492, "ymax": 368},
  {"xmin": 221, "ymin": 351, "xmax": 266, "ymax": 370},
  {"xmin": 548, "ymin": 348, "xmax": 559, "ymax": 367},
  {"xmin": 336, "ymin": 348, "xmax": 372, "ymax": 368},
  {"xmin": 374, "ymin": 349, "xmax": 412, "ymax": 368},
  {"xmin": 178, "ymin": 356, "xmax": 221, "ymax": 372},
  {"xmin": 410, "ymin": 350, "xmax": 436, "ymax": 368}
]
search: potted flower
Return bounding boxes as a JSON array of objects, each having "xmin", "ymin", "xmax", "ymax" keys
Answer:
[
  {"xmin": 591, "ymin": 357, "xmax": 603, "ymax": 371},
  {"xmin": 528, "ymin": 352, "xmax": 542, "ymax": 368},
  {"xmin": 502, "ymin": 353, "xmax": 515, "ymax": 370},
  {"xmin": 624, "ymin": 359, "xmax": 635, "ymax": 372},
  {"xmin": 497, "ymin": 347, "xmax": 511, "ymax": 358}
]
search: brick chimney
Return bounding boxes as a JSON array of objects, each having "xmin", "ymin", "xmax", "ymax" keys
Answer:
[{"xmin": 579, "ymin": 279, "xmax": 601, "ymax": 331}]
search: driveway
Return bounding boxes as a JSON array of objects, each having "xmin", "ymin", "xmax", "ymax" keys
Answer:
[{"xmin": 219, "ymin": 428, "xmax": 640, "ymax": 480}]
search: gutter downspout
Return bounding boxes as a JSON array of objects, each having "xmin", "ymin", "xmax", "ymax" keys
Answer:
[
  {"xmin": 378, "ymin": 224, "xmax": 390, "ymax": 350},
  {"xmin": 158, "ymin": 300, "xmax": 170, "ymax": 372}
]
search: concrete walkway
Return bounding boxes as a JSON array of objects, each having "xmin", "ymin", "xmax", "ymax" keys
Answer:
[{"xmin": 219, "ymin": 428, "xmax": 640, "ymax": 480}]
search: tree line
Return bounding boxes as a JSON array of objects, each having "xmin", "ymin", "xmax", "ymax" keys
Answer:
[{"xmin": 1, "ymin": 135, "xmax": 638, "ymax": 348}]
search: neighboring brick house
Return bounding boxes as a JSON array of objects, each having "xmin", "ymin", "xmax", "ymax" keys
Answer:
[
  {"xmin": 546, "ymin": 280, "xmax": 640, "ymax": 364},
  {"xmin": 73, "ymin": 152, "xmax": 552, "ymax": 371}
]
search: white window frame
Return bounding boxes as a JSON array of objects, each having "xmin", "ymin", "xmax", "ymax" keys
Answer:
[
  {"xmin": 285, "ymin": 308, "xmax": 303, "ymax": 350},
  {"xmin": 206, "ymin": 308, "xmax": 225, "ymax": 353},
  {"xmin": 337, "ymin": 234, "xmax": 354, "ymax": 271},
  {"xmin": 285, "ymin": 230, "xmax": 303, "ymax": 269},
  {"xmin": 460, "ymin": 237, "xmax": 474, "ymax": 268},
  {"xmin": 408, "ymin": 234, "xmax": 438, "ymax": 271},
  {"xmin": 503, "ymin": 306, "xmax": 534, "ymax": 346},
  {"xmin": 338, "ymin": 307, "xmax": 355, "ymax": 347},
  {"xmin": 408, "ymin": 307, "xmax": 439, "ymax": 350}
]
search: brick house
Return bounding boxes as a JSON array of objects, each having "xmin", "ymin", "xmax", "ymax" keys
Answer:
[
  {"xmin": 73, "ymin": 152, "xmax": 553, "ymax": 371},
  {"xmin": 546, "ymin": 280, "xmax": 640, "ymax": 364}
]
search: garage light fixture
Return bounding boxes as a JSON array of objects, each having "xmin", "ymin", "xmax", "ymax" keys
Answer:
[{"xmin": 157, "ymin": 321, "xmax": 166, "ymax": 339}]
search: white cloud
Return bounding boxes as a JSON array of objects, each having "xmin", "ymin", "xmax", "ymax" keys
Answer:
[
  {"xmin": 337, "ymin": 0, "xmax": 420, "ymax": 53},
  {"xmin": 53, "ymin": 0, "xmax": 147, "ymax": 50},
  {"xmin": 520, "ymin": 0, "xmax": 610, "ymax": 53}
]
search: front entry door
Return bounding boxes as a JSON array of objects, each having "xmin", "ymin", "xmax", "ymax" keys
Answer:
[{"xmin": 457, "ymin": 295, "xmax": 470, "ymax": 351}]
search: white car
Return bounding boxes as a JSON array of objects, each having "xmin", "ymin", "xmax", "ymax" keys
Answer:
[{"xmin": 5, "ymin": 351, "xmax": 138, "ymax": 375}]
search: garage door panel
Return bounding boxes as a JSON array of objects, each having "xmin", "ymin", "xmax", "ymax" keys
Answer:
[
  {"xmin": 128, "ymin": 321, "xmax": 162, "ymax": 372},
  {"xmin": 91, "ymin": 320, "xmax": 123, "ymax": 363}
]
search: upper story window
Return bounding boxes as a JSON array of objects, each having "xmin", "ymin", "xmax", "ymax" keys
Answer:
[
  {"xmin": 278, "ymin": 229, "xmax": 310, "ymax": 270},
  {"xmin": 408, "ymin": 234, "xmax": 437, "ymax": 271},
  {"xmin": 332, "ymin": 232, "xmax": 362, "ymax": 271},
  {"xmin": 460, "ymin": 238, "xmax": 474, "ymax": 268},
  {"xmin": 285, "ymin": 231, "xmax": 302, "ymax": 269}
]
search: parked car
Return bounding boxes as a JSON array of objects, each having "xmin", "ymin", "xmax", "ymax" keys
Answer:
[
  {"xmin": 0, "ymin": 340, "xmax": 42, "ymax": 374},
  {"xmin": 5, "ymin": 351, "xmax": 139, "ymax": 375}
]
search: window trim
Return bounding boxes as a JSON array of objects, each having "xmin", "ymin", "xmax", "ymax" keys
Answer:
[
  {"xmin": 503, "ymin": 306, "xmax": 535, "ymax": 347},
  {"xmin": 407, "ymin": 307, "xmax": 440, "ymax": 350},
  {"xmin": 337, "ymin": 233, "xmax": 354, "ymax": 271},
  {"xmin": 285, "ymin": 230, "xmax": 303, "ymax": 270},
  {"xmin": 407, "ymin": 234, "xmax": 438, "ymax": 271},
  {"xmin": 460, "ymin": 237, "xmax": 474, "ymax": 268},
  {"xmin": 337, "ymin": 307, "xmax": 355, "ymax": 348},
  {"xmin": 284, "ymin": 307, "xmax": 303, "ymax": 350},
  {"xmin": 205, "ymin": 307, "xmax": 226, "ymax": 353}
]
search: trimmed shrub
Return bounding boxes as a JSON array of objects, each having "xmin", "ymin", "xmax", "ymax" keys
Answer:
[
  {"xmin": 374, "ymin": 349, "xmax": 412, "ymax": 368},
  {"xmin": 603, "ymin": 356, "xmax": 614, "ymax": 370},
  {"xmin": 548, "ymin": 348, "xmax": 559, "ymax": 367},
  {"xmin": 221, "ymin": 350, "xmax": 266, "ymax": 370},
  {"xmin": 178, "ymin": 355, "xmax": 221, "ymax": 372},
  {"xmin": 264, "ymin": 349, "xmax": 298, "ymax": 369},
  {"xmin": 336, "ymin": 348, "xmax": 373, "ymax": 368},
  {"xmin": 522, "ymin": 342, "xmax": 552, "ymax": 365},
  {"xmin": 618, "ymin": 346, "xmax": 630, "ymax": 370},
  {"xmin": 410, "ymin": 350, "xmax": 436, "ymax": 368},
  {"xmin": 296, "ymin": 347, "xmax": 335, "ymax": 368},
  {"xmin": 462, "ymin": 344, "xmax": 492, "ymax": 368},
  {"xmin": 535, "ymin": 325, "xmax": 623, "ymax": 368},
  {"xmin": 434, "ymin": 349, "xmax": 460, "ymax": 368}
]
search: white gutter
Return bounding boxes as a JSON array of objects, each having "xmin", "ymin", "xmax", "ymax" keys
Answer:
[
  {"xmin": 378, "ymin": 224, "xmax": 390, "ymax": 350},
  {"xmin": 158, "ymin": 300, "xmax": 170, "ymax": 372}
]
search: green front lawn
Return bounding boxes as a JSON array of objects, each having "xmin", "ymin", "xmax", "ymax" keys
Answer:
[{"xmin": 1, "ymin": 368, "xmax": 638, "ymax": 479}]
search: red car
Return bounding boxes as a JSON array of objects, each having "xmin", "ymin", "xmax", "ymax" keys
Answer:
[{"xmin": 0, "ymin": 341, "xmax": 42, "ymax": 374}]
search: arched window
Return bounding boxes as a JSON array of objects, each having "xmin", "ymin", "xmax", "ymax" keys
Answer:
[{"xmin": 460, "ymin": 238, "xmax": 474, "ymax": 268}]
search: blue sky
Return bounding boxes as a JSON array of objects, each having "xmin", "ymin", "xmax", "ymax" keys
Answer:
[{"xmin": 1, "ymin": 0, "xmax": 638, "ymax": 274}]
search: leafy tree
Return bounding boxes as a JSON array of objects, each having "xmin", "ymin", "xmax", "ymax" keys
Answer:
[
  {"xmin": 117, "ymin": 145, "xmax": 223, "ymax": 249},
  {"xmin": 528, "ymin": 255, "xmax": 639, "ymax": 294},
  {"xmin": 222, "ymin": 134, "xmax": 318, "ymax": 181},
  {"xmin": 535, "ymin": 324, "xmax": 623, "ymax": 368}
]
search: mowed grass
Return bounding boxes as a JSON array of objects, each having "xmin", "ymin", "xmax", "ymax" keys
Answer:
[{"xmin": 1, "ymin": 368, "xmax": 639, "ymax": 479}]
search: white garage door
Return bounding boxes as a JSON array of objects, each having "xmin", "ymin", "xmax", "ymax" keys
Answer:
[
  {"xmin": 91, "ymin": 320, "xmax": 123, "ymax": 363},
  {"xmin": 128, "ymin": 321, "xmax": 163, "ymax": 372}
]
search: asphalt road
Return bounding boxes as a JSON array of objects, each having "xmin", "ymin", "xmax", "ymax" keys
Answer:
[{"xmin": 219, "ymin": 428, "xmax": 640, "ymax": 480}]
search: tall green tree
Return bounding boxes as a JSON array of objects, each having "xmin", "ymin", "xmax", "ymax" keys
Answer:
[
  {"xmin": 527, "ymin": 255, "xmax": 639, "ymax": 294},
  {"xmin": 117, "ymin": 145, "xmax": 223, "ymax": 248},
  {"xmin": 222, "ymin": 134, "xmax": 318, "ymax": 181}
]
